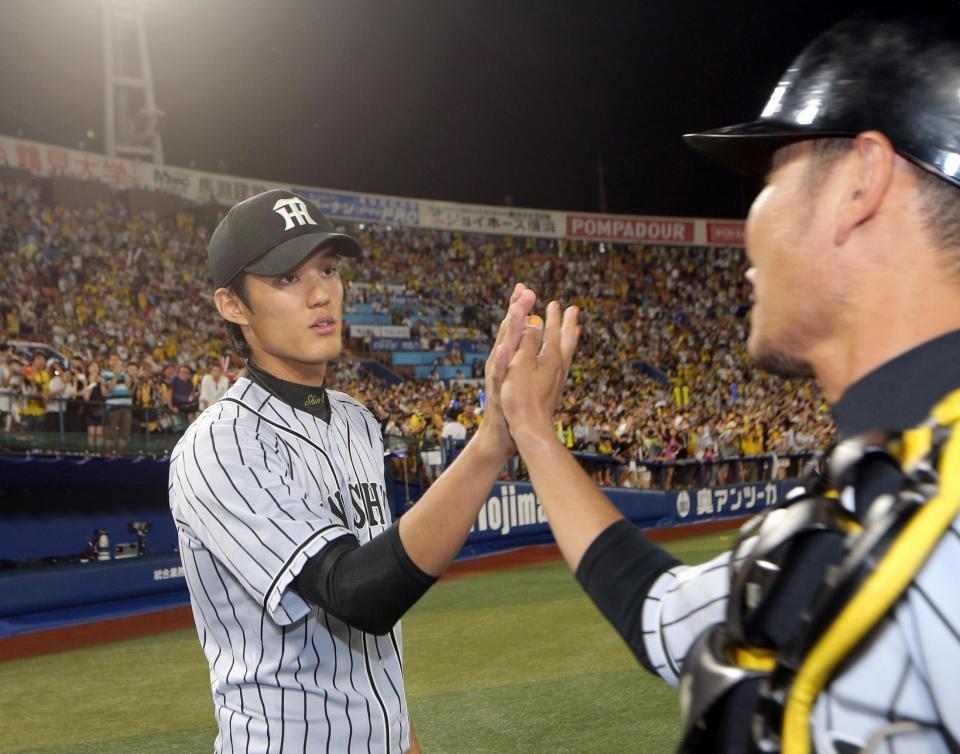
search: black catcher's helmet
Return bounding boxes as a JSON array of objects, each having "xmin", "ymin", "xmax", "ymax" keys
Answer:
[{"xmin": 684, "ymin": 5, "xmax": 960, "ymax": 189}]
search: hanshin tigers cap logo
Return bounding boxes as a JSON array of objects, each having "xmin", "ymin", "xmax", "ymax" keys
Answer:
[{"xmin": 208, "ymin": 189, "xmax": 362, "ymax": 289}]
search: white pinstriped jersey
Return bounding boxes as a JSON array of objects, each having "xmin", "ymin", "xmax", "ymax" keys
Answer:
[
  {"xmin": 641, "ymin": 506, "xmax": 960, "ymax": 753},
  {"xmin": 169, "ymin": 377, "xmax": 409, "ymax": 754}
]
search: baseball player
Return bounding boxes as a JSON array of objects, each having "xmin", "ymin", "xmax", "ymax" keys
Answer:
[
  {"xmin": 499, "ymin": 6, "xmax": 960, "ymax": 753},
  {"xmin": 169, "ymin": 189, "xmax": 535, "ymax": 753}
]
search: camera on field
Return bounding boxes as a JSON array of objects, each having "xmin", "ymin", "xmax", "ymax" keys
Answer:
[{"xmin": 128, "ymin": 520, "xmax": 153, "ymax": 556}]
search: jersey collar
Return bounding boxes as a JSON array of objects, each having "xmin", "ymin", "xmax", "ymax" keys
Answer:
[
  {"xmin": 831, "ymin": 328, "xmax": 960, "ymax": 438},
  {"xmin": 244, "ymin": 358, "xmax": 332, "ymax": 423}
]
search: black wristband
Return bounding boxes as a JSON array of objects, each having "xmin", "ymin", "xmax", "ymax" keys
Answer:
[
  {"xmin": 295, "ymin": 523, "xmax": 437, "ymax": 635},
  {"xmin": 575, "ymin": 518, "xmax": 680, "ymax": 672}
]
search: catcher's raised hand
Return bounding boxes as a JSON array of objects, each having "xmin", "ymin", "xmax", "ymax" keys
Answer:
[{"xmin": 500, "ymin": 299, "xmax": 579, "ymax": 442}]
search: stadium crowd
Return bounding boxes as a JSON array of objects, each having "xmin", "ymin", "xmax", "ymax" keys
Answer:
[{"xmin": 0, "ymin": 180, "xmax": 832, "ymax": 484}]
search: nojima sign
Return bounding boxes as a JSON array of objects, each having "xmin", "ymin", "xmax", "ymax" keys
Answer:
[{"xmin": 453, "ymin": 480, "xmax": 791, "ymax": 558}]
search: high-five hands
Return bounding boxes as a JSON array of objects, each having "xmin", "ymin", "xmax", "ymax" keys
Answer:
[
  {"xmin": 500, "ymin": 298, "xmax": 580, "ymax": 446},
  {"xmin": 497, "ymin": 290, "xmax": 621, "ymax": 571},
  {"xmin": 474, "ymin": 283, "xmax": 538, "ymax": 461}
]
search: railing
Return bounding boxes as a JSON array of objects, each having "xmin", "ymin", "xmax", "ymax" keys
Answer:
[
  {"xmin": 384, "ymin": 435, "xmax": 817, "ymax": 493},
  {"xmin": 572, "ymin": 451, "xmax": 814, "ymax": 489},
  {"xmin": 1, "ymin": 402, "xmax": 820, "ymax": 485},
  {"xmin": 0, "ymin": 399, "xmax": 191, "ymax": 457}
]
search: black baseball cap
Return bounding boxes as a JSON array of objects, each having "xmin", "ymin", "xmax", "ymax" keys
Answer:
[{"xmin": 208, "ymin": 189, "xmax": 362, "ymax": 289}]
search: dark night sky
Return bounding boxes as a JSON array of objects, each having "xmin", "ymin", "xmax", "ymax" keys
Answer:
[{"xmin": 0, "ymin": 0, "xmax": 877, "ymax": 219}]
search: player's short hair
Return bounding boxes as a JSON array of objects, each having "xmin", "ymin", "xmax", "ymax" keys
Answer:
[
  {"xmin": 223, "ymin": 273, "xmax": 252, "ymax": 359},
  {"xmin": 805, "ymin": 136, "xmax": 960, "ymax": 275}
]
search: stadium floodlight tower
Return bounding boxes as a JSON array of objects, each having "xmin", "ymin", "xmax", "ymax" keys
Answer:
[{"xmin": 101, "ymin": 0, "xmax": 165, "ymax": 164}]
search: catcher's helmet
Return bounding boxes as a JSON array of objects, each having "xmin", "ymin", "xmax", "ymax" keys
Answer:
[{"xmin": 684, "ymin": 5, "xmax": 960, "ymax": 189}]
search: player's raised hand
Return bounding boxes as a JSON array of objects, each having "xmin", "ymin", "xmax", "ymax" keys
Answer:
[
  {"xmin": 491, "ymin": 283, "xmax": 536, "ymax": 380},
  {"xmin": 474, "ymin": 283, "xmax": 536, "ymax": 460},
  {"xmin": 501, "ymin": 300, "xmax": 579, "ymax": 442}
]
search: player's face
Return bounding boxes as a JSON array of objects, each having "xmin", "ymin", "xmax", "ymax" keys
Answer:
[
  {"xmin": 744, "ymin": 143, "xmax": 842, "ymax": 380},
  {"xmin": 241, "ymin": 246, "xmax": 344, "ymax": 384}
]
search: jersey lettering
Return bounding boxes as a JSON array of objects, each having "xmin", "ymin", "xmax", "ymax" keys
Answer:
[
  {"xmin": 362, "ymin": 482, "xmax": 384, "ymax": 527},
  {"xmin": 349, "ymin": 482, "xmax": 366, "ymax": 528},
  {"xmin": 327, "ymin": 489, "xmax": 348, "ymax": 528}
]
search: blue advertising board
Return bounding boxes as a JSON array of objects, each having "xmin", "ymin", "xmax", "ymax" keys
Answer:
[
  {"xmin": 0, "ymin": 453, "xmax": 793, "ymax": 636},
  {"xmin": 371, "ymin": 337, "xmax": 422, "ymax": 352},
  {"xmin": 457, "ymin": 479, "xmax": 786, "ymax": 557},
  {"xmin": 293, "ymin": 187, "xmax": 420, "ymax": 225}
]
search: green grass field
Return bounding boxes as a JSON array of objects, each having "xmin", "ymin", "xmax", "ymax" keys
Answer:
[{"xmin": 0, "ymin": 533, "xmax": 732, "ymax": 754}]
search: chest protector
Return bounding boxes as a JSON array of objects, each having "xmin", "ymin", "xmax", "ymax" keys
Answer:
[{"xmin": 678, "ymin": 389, "xmax": 960, "ymax": 754}]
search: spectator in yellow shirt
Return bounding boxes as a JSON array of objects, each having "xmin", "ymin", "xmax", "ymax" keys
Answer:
[{"xmin": 21, "ymin": 352, "xmax": 49, "ymax": 431}]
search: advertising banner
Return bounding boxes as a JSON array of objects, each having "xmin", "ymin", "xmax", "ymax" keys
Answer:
[
  {"xmin": 347, "ymin": 324, "xmax": 412, "ymax": 339},
  {"xmin": 0, "ymin": 134, "xmax": 138, "ymax": 190},
  {"xmin": 351, "ymin": 282, "xmax": 407, "ymax": 294},
  {"xmin": 460, "ymin": 479, "xmax": 787, "ymax": 557},
  {"xmin": 420, "ymin": 200, "xmax": 564, "ymax": 238},
  {"xmin": 371, "ymin": 338, "xmax": 422, "ymax": 352},
  {"xmin": 567, "ymin": 213, "xmax": 696, "ymax": 243},
  {"xmin": 667, "ymin": 480, "xmax": 779, "ymax": 522},
  {"xmin": 143, "ymin": 165, "xmax": 283, "ymax": 204},
  {"xmin": 0, "ymin": 132, "xmax": 747, "ymax": 248},
  {"xmin": 706, "ymin": 221, "xmax": 746, "ymax": 245},
  {"xmin": 294, "ymin": 186, "xmax": 420, "ymax": 225}
]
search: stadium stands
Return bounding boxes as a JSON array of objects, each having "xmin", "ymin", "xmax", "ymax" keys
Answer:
[{"xmin": 0, "ymin": 179, "xmax": 833, "ymax": 486}]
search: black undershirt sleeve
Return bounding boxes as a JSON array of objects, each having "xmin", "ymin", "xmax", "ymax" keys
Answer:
[
  {"xmin": 294, "ymin": 523, "xmax": 437, "ymax": 635},
  {"xmin": 574, "ymin": 518, "xmax": 681, "ymax": 673}
]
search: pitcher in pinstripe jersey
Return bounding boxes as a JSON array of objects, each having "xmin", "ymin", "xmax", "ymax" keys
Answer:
[{"xmin": 170, "ymin": 189, "xmax": 538, "ymax": 753}]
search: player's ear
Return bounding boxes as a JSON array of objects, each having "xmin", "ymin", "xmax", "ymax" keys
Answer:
[
  {"xmin": 214, "ymin": 288, "xmax": 251, "ymax": 327},
  {"xmin": 833, "ymin": 130, "xmax": 895, "ymax": 246}
]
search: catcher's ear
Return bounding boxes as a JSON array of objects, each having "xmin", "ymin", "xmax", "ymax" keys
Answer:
[{"xmin": 214, "ymin": 288, "xmax": 250, "ymax": 327}]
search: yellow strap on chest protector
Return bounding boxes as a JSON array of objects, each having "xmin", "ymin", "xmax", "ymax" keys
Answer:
[
  {"xmin": 781, "ymin": 388, "xmax": 960, "ymax": 754},
  {"xmin": 729, "ymin": 645, "xmax": 777, "ymax": 672}
]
